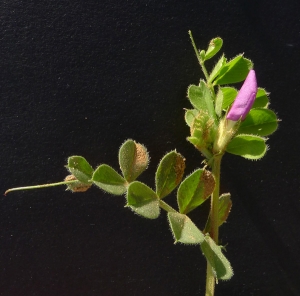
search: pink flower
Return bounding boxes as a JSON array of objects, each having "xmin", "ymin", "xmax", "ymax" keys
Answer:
[{"xmin": 226, "ymin": 70, "xmax": 258, "ymax": 121}]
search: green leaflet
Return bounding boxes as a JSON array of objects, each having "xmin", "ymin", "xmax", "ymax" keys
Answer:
[
  {"xmin": 204, "ymin": 193, "xmax": 232, "ymax": 233},
  {"xmin": 119, "ymin": 139, "xmax": 149, "ymax": 182},
  {"xmin": 67, "ymin": 156, "xmax": 94, "ymax": 184},
  {"xmin": 155, "ymin": 151, "xmax": 185, "ymax": 199},
  {"xmin": 201, "ymin": 235, "xmax": 234, "ymax": 280},
  {"xmin": 168, "ymin": 212, "xmax": 205, "ymax": 244},
  {"xmin": 177, "ymin": 169, "xmax": 215, "ymax": 214},
  {"xmin": 168, "ymin": 213, "xmax": 233, "ymax": 280},
  {"xmin": 204, "ymin": 37, "xmax": 223, "ymax": 61},
  {"xmin": 217, "ymin": 193, "xmax": 232, "ymax": 227},
  {"xmin": 126, "ymin": 181, "xmax": 160, "ymax": 219},
  {"xmin": 220, "ymin": 87, "xmax": 269, "ymax": 112},
  {"xmin": 238, "ymin": 108, "xmax": 278, "ymax": 136},
  {"xmin": 208, "ymin": 55, "xmax": 227, "ymax": 84},
  {"xmin": 214, "ymin": 55, "xmax": 253, "ymax": 85},
  {"xmin": 92, "ymin": 164, "xmax": 127, "ymax": 195},
  {"xmin": 184, "ymin": 109, "xmax": 199, "ymax": 127},
  {"xmin": 187, "ymin": 110, "xmax": 216, "ymax": 155},
  {"xmin": 252, "ymin": 88, "xmax": 269, "ymax": 108},
  {"xmin": 220, "ymin": 87, "xmax": 238, "ymax": 110},
  {"xmin": 226, "ymin": 134, "xmax": 267, "ymax": 160},
  {"xmin": 215, "ymin": 88, "xmax": 223, "ymax": 117},
  {"xmin": 188, "ymin": 80, "xmax": 216, "ymax": 120}
]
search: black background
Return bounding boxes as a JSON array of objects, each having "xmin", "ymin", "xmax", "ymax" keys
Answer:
[{"xmin": 1, "ymin": 0, "xmax": 300, "ymax": 295}]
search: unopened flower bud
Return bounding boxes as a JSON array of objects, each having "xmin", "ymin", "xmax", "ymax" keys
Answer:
[
  {"xmin": 226, "ymin": 70, "xmax": 257, "ymax": 121},
  {"xmin": 214, "ymin": 70, "xmax": 258, "ymax": 153}
]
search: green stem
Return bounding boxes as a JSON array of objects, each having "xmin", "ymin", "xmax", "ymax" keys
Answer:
[
  {"xmin": 4, "ymin": 180, "xmax": 78, "ymax": 195},
  {"xmin": 188, "ymin": 31, "xmax": 209, "ymax": 81},
  {"xmin": 159, "ymin": 200, "xmax": 177, "ymax": 213},
  {"xmin": 200, "ymin": 61, "xmax": 210, "ymax": 82},
  {"xmin": 205, "ymin": 154, "xmax": 222, "ymax": 296},
  {"xmin": 200, "ymin": 147, "xmax": 213, "ymax": 161}
]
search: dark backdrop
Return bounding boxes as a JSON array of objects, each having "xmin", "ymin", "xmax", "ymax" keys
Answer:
[{"xmin": 1, "ymin": 1, "xmax": 300, "ymax": 295}]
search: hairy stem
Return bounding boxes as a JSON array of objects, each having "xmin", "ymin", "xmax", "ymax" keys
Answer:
[
  {"xmin": 159, "ymin": 200, "xmax": 177, "ymax": 213},
  {"xmin": 188, "ymin": 31, "xmax": 209, "ymax": 81},
  {"xmin": 4, "ymin": 180, "xmax": 79, "ymax": 195},
  {"xmin": 205, "ymin": 154, "xmax": 222, "ymax": 296}
]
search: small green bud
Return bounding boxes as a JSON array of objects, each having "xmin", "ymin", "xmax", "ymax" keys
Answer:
[{"xmin": 200, "ymin": 50, "xmax": 206, "ymax": 61}]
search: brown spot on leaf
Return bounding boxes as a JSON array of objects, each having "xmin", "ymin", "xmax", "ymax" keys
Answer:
[
  {"xmin": 174, "ymin": 154, "xmax": 186, "ymax": 185},
  {"xmin": 135, "ymin": 143, "xmax": 149, "ymax": 168},
  {"xmin": 65, "ymin": 175, "xmax": 91, "ymax": 193},
  {"xmin": 201, "ymin": 170, "xmax": 215, "ymax": 198},
  {"xmin": 65, "ymin": 175, "xmax": 77, "ymax": 181}
]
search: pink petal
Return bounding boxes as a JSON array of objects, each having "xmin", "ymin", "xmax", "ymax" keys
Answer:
[{"xmin": 226, "ymin": 70, "xmax": 257, "ymax": 121}]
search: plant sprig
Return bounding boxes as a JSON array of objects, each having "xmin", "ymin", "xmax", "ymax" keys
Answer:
[{"xmin": 5, "ymin": 32, "xmax": 279, "ymax": 296}]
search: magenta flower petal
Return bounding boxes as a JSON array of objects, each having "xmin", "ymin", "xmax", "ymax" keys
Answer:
[{"xmin": 226, "ymin": 70, "xmax": 258, "ymax": 121}]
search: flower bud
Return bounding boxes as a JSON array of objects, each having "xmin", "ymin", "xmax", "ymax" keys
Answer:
[
  {"xmin": 226, "ymin": 70, "xmax": 257, "ymax": 121},
  {"xmin": 214, "ymin": 70, "xmax": 258, "ymax": 154}
]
